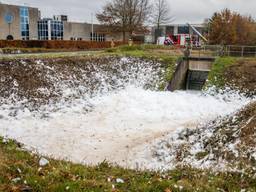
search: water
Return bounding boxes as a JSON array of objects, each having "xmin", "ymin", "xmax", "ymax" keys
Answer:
[{"xmin": 0, "ymin": 57, "xmax": 252, "ymax": 169}]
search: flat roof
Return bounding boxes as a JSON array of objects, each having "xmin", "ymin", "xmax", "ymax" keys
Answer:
[
  {"xmin": 149, "ymin": 23, "xmax": 204, "ymax": 28},
  {"xmin": 0, "ymin": 2, "xmax": 39, "ymax": 9}
]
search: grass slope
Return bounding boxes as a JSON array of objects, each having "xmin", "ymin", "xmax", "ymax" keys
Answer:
[
  {"xmin": 206, "ymin": 57, "xmax": 237, "ymax": 88},
  {"xmin": 1, "ymin": 138, "xmax": 256, "ymax": 192},
  {"xmin": 207, "ymin": 57, "xmax": 256, "ymax": 96}
]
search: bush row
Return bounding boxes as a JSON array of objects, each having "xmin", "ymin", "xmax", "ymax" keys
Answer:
[{"xmin": 0, "ymin": 40, "xmax": 125, "ymax": 50}]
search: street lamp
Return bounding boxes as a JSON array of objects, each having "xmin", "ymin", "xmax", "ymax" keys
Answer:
[
  {"xmin": 91, "ymin": 13, "xmax": 94, "ymax": 41},
  {"xmin": 4, "ymin": 12, "xmax": 14, "ymax": 40}
]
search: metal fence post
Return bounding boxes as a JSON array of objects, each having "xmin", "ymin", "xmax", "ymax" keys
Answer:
[{"xmin": 241, "ymin": 46, "xmax": 244, "ymax": 57}]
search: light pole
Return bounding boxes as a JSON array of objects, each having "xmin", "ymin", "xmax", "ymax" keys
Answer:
[
  {"xmin": 91, "ymin": 13, "xmax": 94, "ymax": 41},
  {"xmin": 5, "ymin": 13, "xmax": 13, "ymax": 40}
]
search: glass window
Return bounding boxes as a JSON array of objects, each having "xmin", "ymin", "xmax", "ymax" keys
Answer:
[
  {"xmin": 50, "ymin": 20, "xmax": 63, "ymax": 40},
  {"xmin": 178, "ymin": 26, "xmax": 189, "ymax": 34},
  {"xmin": 90, "ymin": 33, "xmax": 106, "ymax": 42},
  {"xmin": 38, "ymin": 20, "xmax": 50, "ymax": 40},
  {"xmin": 20, "ymin": 7, "xmax": 30, "ymax": 40}
]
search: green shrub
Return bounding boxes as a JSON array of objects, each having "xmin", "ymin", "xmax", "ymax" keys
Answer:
[
  {"xmin": 119, "ymin": 44, "xmax": 145, "ymax": 51},
  {"xmin": 105, "ymin": 48, "xmax": 117, "ymax": 53}
]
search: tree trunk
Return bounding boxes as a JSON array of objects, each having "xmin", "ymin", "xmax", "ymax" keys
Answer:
[{"xmin": 122, "ymin": 31, "xmax": 126, "ymax": 43}]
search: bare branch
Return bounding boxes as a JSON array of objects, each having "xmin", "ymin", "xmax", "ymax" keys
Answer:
[
  {"xmin": 97, "ymin": 0, "xmax": 151, "ymax": 42},
  {"xmin": 152, "ymin": 0, "xmax": 174, "ymax": 29}
]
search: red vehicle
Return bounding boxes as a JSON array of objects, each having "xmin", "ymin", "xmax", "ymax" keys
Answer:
[{"xmin": 167, "ymin": 34, "xmax": 201, "ymax": 47}]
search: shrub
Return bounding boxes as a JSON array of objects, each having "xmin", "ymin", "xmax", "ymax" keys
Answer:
[{"xmin": 0, "ymin": 40, "xmax": 125, "ymax": 50}]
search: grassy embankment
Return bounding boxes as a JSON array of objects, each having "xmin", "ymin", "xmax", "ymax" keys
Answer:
[
  {"xmin": 1, "ymin": 138, "xmax": 256, "ymax": 192},
  {"xmin": 0, "ymin": 44, "xmax": 179, "ymax": 91},
  {"xmin": 206, "ymin": 57, "xmax": 237, "ymax": 88},
  {"xmin": 206, "ymin": 56, "xmax": 256, "ymax": 95},
  {"xmin": 1, "ymin": 46, "xmax": 256, "ymax": 191}
]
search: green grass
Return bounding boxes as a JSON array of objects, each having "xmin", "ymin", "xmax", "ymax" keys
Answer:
[
  {"xmin": 1, "ymin": 47, "xmax": 58, "ymax": 54},
  {"xmin": 206, "ymin": 57, "xmax": 237, "ymax": 88},
  {"xmin": 105, "ymin": 44, "xmax": 178, "ymax": 54},
  {"xmin": 0, "ymin": 50, "xmax": 105, "ymax": 60},
  {"xmin": 1, "ymin": 137, "xmax": 256, "ymax": 192}
]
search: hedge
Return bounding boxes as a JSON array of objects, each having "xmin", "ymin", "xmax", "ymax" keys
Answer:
[{"xmin": 0, "ymin": 40, "xmax": 125, "ymax": 50}]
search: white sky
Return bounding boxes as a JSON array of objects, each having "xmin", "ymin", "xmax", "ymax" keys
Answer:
[{"xmin": 1, "ymin": 0, "xmax": 256, "ymax": 24}]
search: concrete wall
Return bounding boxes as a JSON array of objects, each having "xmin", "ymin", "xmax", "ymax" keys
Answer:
[
  {"xmin": 0, "ymin": 3, "xmax": 40, "ymax": 40},
  {"xmin": 189, "ymin": 60, "xmax": 213, "ymax": 71},
  {"xmin": 167, "ymin": 58, "xmax": 189, "ymax": 91},
  {"xmin": 0, "ymin": 4, "xmax": 21, "ymax": 40},
  {"xmin": 64, "ymin": 22, "xmax": 125, "ymax": 41},
  {"xmin": 28, "ymin": 7, "xmax": 40, "ymax": 40},
  {"xmin": 64, "ymin": 22, "xmax": 90, "ymax": 40}
]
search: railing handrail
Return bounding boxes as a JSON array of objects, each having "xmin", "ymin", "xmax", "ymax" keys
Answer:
[{"xmin": 190, "ymin": 44, "xmax": 256, "ymax": 58}]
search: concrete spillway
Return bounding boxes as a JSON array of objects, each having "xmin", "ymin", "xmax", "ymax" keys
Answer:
[{"xmin": 167, "ymin": 57, "xmax": 215, "ymax": 91}]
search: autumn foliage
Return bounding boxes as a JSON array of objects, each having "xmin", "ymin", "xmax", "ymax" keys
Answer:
[{"xmin": 208, "ymin": 9, "xmax": 256, "ymax": 45}]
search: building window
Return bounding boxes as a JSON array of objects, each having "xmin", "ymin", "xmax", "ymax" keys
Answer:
[
  {"xmin": 51, "ymin": 21, "xmax": 64, "ymax": 40},
  {"xmin": 38, "ymin": 20, "xmax": 49, "ymax": 40},
  {"xmin": 38, "ymin": 20, "xmax": 63, "ymax": 40},
  {"xmin": 178, "ymin": 26, "xmax": 189, "ymax": 34},
  {"xmin": 166, "ymin": 26, "xmax": 174, "ymax": 35},
  {"xmin": 90, "ymin": 33, "xmax": 106, "ymax": 42},
  {"xmin": 20, "ymin": 7, "xmax": 29, "ymax": 40}
]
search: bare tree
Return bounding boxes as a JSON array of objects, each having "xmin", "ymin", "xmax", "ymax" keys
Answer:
[
  {"xmin": 153, "ymin": 0, "xmax": 174, "ymax": 29},
  {"xmin": 97, "ymin": 0, "xmax": 151, "ymax": 42}
]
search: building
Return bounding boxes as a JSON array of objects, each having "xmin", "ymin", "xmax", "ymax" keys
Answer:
[
  {"xmin": 0, "ymin": 3, "xmax": 125, "ymax": 42},
  {"xmin": 0, "ymin": 2, "xmax": 112, "ymax": 42},
  {"xmin": 150, "ymin": 24, "xmax": 206, "ymax": 46},
  {"xmin": 0, "ymin": 3, "xmax": 40, "ymax": 40},
  {"xmin": 54, "ymin": 15, "xmax": 68, "ymax": 22},
  {"xmin": 64, "ymin": 22, "xmax": 124, "ymax": 41},
  {"xmin": 38, "ymin": 18, "xmax": 64, "ymax": 40}
]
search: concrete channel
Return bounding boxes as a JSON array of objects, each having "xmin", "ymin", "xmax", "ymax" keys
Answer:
[{"xmin": 167, "ymin": 57, "xmax": 215, "ymax": 91}]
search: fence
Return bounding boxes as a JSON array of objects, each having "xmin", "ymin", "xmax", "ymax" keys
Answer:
[
  {"xmin": 224, "ymin": 45, "xmax": 256, "ymax": 57},
  {"xmin": 190, "ymin": 45, "xmax": 222, "ymax": 58},
  {"xmin": 190, "ymin": 45, "xmax": 256, "ymax": 58}
]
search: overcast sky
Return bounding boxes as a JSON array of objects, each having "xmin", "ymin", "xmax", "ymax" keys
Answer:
[{"xmin": 2, "ymin": 0, "xmax": 256, "ymax": 24}]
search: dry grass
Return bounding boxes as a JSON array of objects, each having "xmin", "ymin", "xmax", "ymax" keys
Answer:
[
  {"xmin": 238, "ymin": 102, "xmax": 256, "ymax": 147},
  {"xmin": 224, "ymin": 59, "xmax": 256, "ymax": 96}
]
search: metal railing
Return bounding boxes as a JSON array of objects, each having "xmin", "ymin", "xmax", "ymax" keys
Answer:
[
  {"xmin": 190, "ymin": 45, "xmax": 256, "ymax": 58},
  {"xmin": 224, "ymin": 45, "xmax": 256, "ymax": 57},
  {"xmin": 190, "ymin": 45, "xmax": 222, "ymax": 58}
]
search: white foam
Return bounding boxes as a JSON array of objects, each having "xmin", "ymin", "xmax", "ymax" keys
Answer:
[
  {"xmin": 0, "ymin": 57, "xmax": 252, "ymax": 170},
  {"xmin": 0, "ymin": 86, "xmax": 251, "ymax": 169}
]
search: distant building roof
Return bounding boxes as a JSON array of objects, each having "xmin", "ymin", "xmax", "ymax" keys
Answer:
[{"xmin": 0, "ymin": 2, "xmax": 38, "ymax": 9}]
